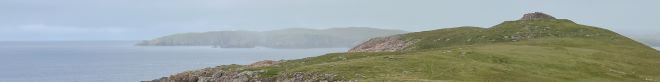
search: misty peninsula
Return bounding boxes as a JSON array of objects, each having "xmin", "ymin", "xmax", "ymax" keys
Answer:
[{"xmin": 136, "ymin": 27, "xmax": 406, "ymax": 48}]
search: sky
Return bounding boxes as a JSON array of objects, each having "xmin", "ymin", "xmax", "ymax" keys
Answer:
[{"xmin": 0, "ymin": 0, "xmax": 658, "ymax": 41}]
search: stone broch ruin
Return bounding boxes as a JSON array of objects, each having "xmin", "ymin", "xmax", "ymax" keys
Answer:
[{"xmin": 520, "ymin": 12, "xmax": 556, "ymax": 20}]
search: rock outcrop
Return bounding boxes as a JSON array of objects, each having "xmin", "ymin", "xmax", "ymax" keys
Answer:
[
  {"xmin": 143, "ymin": 62, "xmax": 352, "ymax": 82},
  {"xmin": 519, "ymin": 12, "xmax": 556, "ymax": 20},
  {"xmin": 348, "ymin": 35, "xmax": 414, "ymax": 52}
]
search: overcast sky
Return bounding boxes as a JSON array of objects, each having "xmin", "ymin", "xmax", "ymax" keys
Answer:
[{"xmin": 1, "ymin": 0, "xmax": 658, "ymax": 41}]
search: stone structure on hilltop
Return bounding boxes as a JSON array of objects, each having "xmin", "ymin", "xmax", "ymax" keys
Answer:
[{"xmin": 520, "ymin": 12, "xmax": 556, "ymax": 20}]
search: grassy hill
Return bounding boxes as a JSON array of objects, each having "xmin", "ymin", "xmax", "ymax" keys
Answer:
[
  {"xmin": 249, "ymin": 19, "xmax": 660, "ymax": 82},
  {"xmin": 148, "ymin": 15, "xmax": 660, "ymax": 82}
]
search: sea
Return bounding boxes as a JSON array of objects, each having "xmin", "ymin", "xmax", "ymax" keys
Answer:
[
  {"xmin": 654, "ymin": 47, "xmax": 660, "ymax": 50},
  {"xmin": 0, "ymin": 41, "xmax": 348, "ymax": 82}
]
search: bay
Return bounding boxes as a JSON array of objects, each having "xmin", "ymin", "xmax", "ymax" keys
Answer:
[{"xmin": 0, "ymin": 41, "xmax": 347, "ymax": 82}]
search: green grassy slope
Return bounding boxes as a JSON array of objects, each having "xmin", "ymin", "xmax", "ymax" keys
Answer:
[{"xmin": 238, "ymin": 19, "xmax": 660, "ymax": 82}]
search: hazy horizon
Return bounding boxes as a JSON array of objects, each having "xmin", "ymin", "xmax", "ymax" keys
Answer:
[{"xmin": 1, "ymin": 0, "xmax": 659, "ymax": 41}]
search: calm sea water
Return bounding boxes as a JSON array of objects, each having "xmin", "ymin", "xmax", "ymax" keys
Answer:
[{"xmin": 0, "ymin": 41, "xmax": 348, "ymax": 82}]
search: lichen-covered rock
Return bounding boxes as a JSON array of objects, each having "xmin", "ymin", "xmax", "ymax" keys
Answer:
[{"xmin": 348, "ymin": 35, "xmax": 414, "ymax": 52}]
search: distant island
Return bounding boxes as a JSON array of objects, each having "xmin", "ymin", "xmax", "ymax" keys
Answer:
[
  {"xmin": 137, "ymin": 27, "xmax": 407, "ymax": 48},
  {"xmin": 632, "ymin": 36, "xmax": 660, "ymax": 47}
]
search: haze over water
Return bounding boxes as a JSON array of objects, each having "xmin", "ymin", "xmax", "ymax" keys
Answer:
[{"xmin": 0, "ymin": 41, "xmax": 347, "ymax": 82}]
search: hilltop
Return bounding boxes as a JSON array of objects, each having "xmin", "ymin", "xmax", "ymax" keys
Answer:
[
  {"xmin": 146, "ymin": 12, "xmax": 660, "ymax": 82},
  {"xmin": 137, "ymin": 27, "xmax": 406, "ymax": 48}
]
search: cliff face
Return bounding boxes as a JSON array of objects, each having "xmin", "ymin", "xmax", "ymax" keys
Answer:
[
  {"xmin": 137, "ymin": 27, "xmax": 406, "ymax": 48},
  {"xmin": 348, "ymin": 35, "xmax": 414, "ymax": 52}
]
